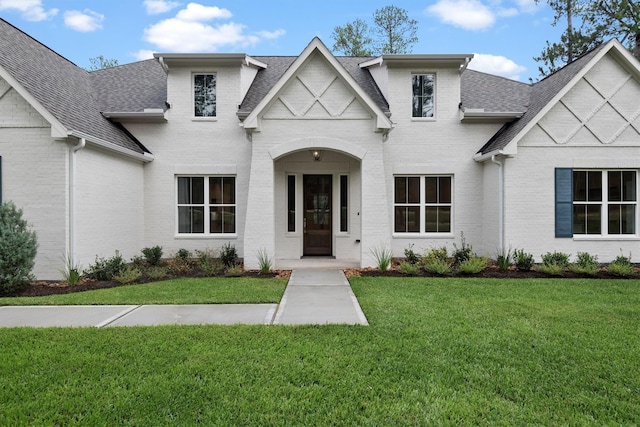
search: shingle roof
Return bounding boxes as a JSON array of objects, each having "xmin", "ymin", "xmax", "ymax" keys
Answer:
[
  {"xmin": 238, "ymin": 56, "xmax": 389, "ymax": 117},
  {"xmin": 91, "ymin": 59, "xmax": 167, "ymax": 113},
  {"xmin": 477, "ymin": 42, "xmax": 607, "ymax": 155},
  {"xmin": 0, "ymin": 18, "xmax": 148, "ymax": 154},
  {"xmin": 461, "ymin": 69, "xmax": 531, "ymax": 113}
]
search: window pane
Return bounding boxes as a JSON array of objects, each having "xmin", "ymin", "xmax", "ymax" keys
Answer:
[
  {"xmin": 194, "ymin": 74, "xmax": 216, "ymax": 117},
  {"xmin": 407, "ymin": 177, "xmax": 420, "ymax": 203},
  {"xmin": 573, "ymin": 204, "xmax": 601, "ymax": 234},
  {"xmin": 425, "ymin": 207, "xmax": 437, "ymax": 232},
  {"xmin": 439, "ymin": 177, "xmax": 452, "ymax": 204},
  {"xmin": 623, "ymin": 171, "xmax": 636, "ymax": 202},
  {"xmin": 586, "ymin": 204, "xmax": 601, "ymax": 234},
  {"xmin": 412, "ymin": 74, "xmax": 434, "ymax": 118},
  {"xmin": 425, "ymin": 177, "xmax": 437, "ymax": 204},
  {"xmin": 587, "ymin": 171, "xmax": 602, "ymax": 201},
  {"xmin": 223, "ymin": 177, "xmax": 235, "ymax": 204},
  {"xmin": 177, "ymin": 177, "xmax": 190, "ymax": 204},
  {"xmin": 209, "ymin": 177, "xmax": 222, "ymax": 204},
  {"xmin": 394, "ymin": 206, "xmax": 419, "ymax": 232},
  {"xmin": 609, "ymin": 204, "xmax": 636, "ymax": 234},
  {"xmin": 573, "ymin": 171, "xmax": 586, "ymax": 201},
  {"xmin": 425, "ymin": 206, "xmax": 451, "ymax": 232},
  {"xmin": 179, "ymin": 177, "xmax": 204, "ymax": 204},
  {"xmin": 223, "ymin": 206, "xmax": 235, "ymax": 233},
  {"xmin": 210, "ymin": 206, "xmax": 222, "ymax": 233},
  {"xmin": 608, "ymin": 171, "xmax": 622, "ymax": 202},
  {"xmin": 179, "ymin": 207, "xmax": 204, "ymax": 233},
  {"xmin": 395, "ymin": 177, "xmax": 406, "ymax": 204},
  {"xmin": 340, "ymin": 175, "xmax": 348, "ymax": 232},
  {"xmin": 438, "ymin": 207, "xmax": 451, "ymax": 232},
  {"xmin": 288, "ymin": 175, "xmax": 295, "ymax": 232}
]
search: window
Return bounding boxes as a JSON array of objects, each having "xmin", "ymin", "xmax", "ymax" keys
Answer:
[
  {"xmin": 340, "ymin": 175, "xmax": 348, "ymax": 232},
  {"xmin": 412, "ymin": 74, "xmax": 435, "ymax": 118},
  {"xmin": 287, "ymin": 175, "xmax": 296, "ymax": 232},
  {"xmin": 177, "ymin": 176, "xmax": 235, "ymax": 234},
  {"xmin": 573, "ymin": 170, "xmax": 637, "ymax": 235},
  {"xmin": 193, "ymin": 73, "xmax": 216, "ymax": 117},
  {"xmin": 394, "ymin": 176, "xmax": 452, "ymax": 233}
]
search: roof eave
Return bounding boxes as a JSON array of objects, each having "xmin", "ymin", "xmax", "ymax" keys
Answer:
[
  {"xmin": 68, "ymin": 130, "xmax": 154, "ymax": 162},
  {"xmin": 102, "ymin": 111, "xmax": 167, "ymax": 123},
  {"xmin": 461, "ymin": 110, "xmax": 525, "ymax": 123}
]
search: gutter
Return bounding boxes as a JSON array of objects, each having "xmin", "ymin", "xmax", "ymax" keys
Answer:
[
  {"xmin": 490, "ymin": 155, "xmax": 505, "ymax": 254},
  {"xmin": 68, "ymin": 130, "xmax": 154, "ymax": 163},
  {"xmin": 69, "ymin": 137, "xmax": 86, "ymax": 268}
]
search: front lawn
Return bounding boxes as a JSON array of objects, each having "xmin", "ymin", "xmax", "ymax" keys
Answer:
[
  {"xmin": 0, "ymin": 277, "xmax": 638, "ymax": 425},
  {"xmin": 0, "ymin": 277, "xmax": 287, "ymax": 306}
]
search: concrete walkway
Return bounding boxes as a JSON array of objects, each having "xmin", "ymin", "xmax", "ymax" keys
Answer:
[{"xmin": 0, "ymin": 269, "xmax": 368, "ymax": 328}]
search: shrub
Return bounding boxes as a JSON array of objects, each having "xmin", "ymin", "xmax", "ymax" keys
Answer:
[
  {"xmin": 196, "ymin": 249, "xmax": 224, "ymax": 277},
  {"xmin": 256, "ymin": 248, "xmax": 273, "ymax": 274},
  {"xmin": 607, "ymin": 252, "xmax": 634, "ymax": 277},
  {"xmin": 0, "ymin": 202, "xmax": 38, "ymax": 294},
  {"xmin": 220, "ymin": 242, "xmax": 237, "ymax": 267},
  {"xmin": 141, "ymin": 245, "xmax": 163, "ymax": 266},
  {"xmin": 537, "ymin": 263, "xmax": 566, "ymax": 276},
  {"xmin": 458, "ymin": 256, "xmax": 488, "ymax": 274},
  {"xmin": 423, "ymin": 257, "xmax": 453, "ymax": 276},
  {"xmin": 496, "ymin": 246, "xmax": 512, "ymax": 270},
  {"xmin": 403, "ymin": 244, "xmax": 420, "ymax": 264},
  {"xmin": 146, "ymin": 266, "xmax": 168, "ymax": 281},
  {"xmin": 541, "ymin": 251, "xmax": 570, "ymax": 268},
  {"xmin": 225, "ymin": 264, "xmax": 244, "ymax": 277},
  {"xmin": 513, "ymin": 249, "xmax": 534, "ymax": 271},
  {"xmin": 452, "ymin": 232, "xmax": 472, "ymax": 265},
  {"xmin": 422, "ymin": 246, "xmax": 449, "ymax": 264},
  {"xmin": 397, "ymin": 261, "xmax": 420, "ymax": 276},
  {"xmin": 166, "ymin": 258, "xmax": 192, "ymax": 275},
  {"xmin": 175, "ymin": 248, "xmax": 192, "ymax": 262},
  {"xmin": 85, "ymin": 251, "xmax": 126, "ymax": 281},
  {"xmin": 114, "ymin": 265, "xmax": 142, "ymax": 285},
  {"xmin": 370, "ymin": 244, "xmax": 393, "ymax": 271},
  {"xmin": 569, "ymin": 252, "xmax": 600, "ymax": 276}
]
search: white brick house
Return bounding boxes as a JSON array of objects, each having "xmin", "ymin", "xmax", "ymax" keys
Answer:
[{"xmin": 1, "ymin": 19, "xmax": 639, "ymax": 279}]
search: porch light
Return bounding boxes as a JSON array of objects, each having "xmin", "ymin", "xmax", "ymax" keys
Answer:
[{"xmin": 311, "ymin": 150, "xmax": 323, "ymax": 161}]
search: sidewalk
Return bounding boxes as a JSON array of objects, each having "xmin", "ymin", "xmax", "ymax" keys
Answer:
[{"xmin": 0, "ymin": 269, "xmax": 368, "ymax": 327}]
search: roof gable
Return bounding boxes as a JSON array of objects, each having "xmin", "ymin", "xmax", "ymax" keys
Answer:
[
  {"xmin": 0, "ymin": 18, "xmax": 149, "ymax": 156},
  {"xmin": 476, "ymin": 39, "xmax": 638, "ymax": 158},
  {"xmin": 241, "ymin": 38, "xmax": 392, "ymax": 132}
]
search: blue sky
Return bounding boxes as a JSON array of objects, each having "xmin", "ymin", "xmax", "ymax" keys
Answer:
[{"xmin": 0, "ymin": 0, "xmax": 565, "ymax": 82}]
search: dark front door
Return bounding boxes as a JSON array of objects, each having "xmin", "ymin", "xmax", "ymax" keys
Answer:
[{"xmin": 303, "ymin": 175, "xmax": 332, "ymax": 256}]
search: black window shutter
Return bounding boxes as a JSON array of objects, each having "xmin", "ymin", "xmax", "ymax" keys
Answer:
[{"xmin": 555, "ymin": 168, "xmax": 573, "ymax": 237}]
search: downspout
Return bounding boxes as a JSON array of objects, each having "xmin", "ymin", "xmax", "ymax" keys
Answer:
[
  {"xmin": 69, "ymin": 137, "xmax": 86, "ymax": 267},
  {"xmin": 491, "ymin": 155, "xmax": 504, "ymax": 253}
]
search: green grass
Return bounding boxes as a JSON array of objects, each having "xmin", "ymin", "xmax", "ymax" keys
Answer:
[
  {"xmin": 0, "ymin": 277, "xmax": 287, "ymax": 306},
  {"xmin": 1, "ymin": 277, "xmax": 639, "ymax": 425}
]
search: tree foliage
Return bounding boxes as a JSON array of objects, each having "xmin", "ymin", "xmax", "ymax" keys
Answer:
[
  {"xmin": 331, "ymin": 5, "xmax": 418, "ymax": 56},
  {"xmin": 88, "ymin": 55, "xmax": 119, "ymax": 71},
  {"xmin": 332, "ymin": 19, "xmax": 374, "ymax": 56},
  {"xmin": 0, "ymin": 201, "xmax": 38, "ymax": 294},
  {"xmin": 535, "ymin": 0, "xmax": 640, "ymax": 78}
]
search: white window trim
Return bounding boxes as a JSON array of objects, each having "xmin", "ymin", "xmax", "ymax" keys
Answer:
[
  {"xmin": 192, "ymin": 72, "xmax": 217, "ymax": 120},
  {"xmin": 573, "ymin": 169, "xmax": 639, "ymax": 239},
  {"xmin": 175, "ymin": 175, "xmax": 237, "ymax": 237},
  {"xmin": 392, "ymin": 175, "xmax": 454, "ymax": 237},
  {"xmin": 411, "ymin": 72, "xmax": 436, "ymax": 121}
]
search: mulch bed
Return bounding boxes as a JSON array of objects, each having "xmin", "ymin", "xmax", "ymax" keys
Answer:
[{"xmin": 4, "ymin": 264, "xmax": 638, "ymax": 298}]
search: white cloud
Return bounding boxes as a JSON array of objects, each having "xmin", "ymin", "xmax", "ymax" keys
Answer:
[
  {"xmin": 175, "ymin": 3, "xmax": 232, "ymax": 22},
  {"xmin": 468, "ymin": 53, "xmax": 527, "ymax": 80},
  {"xmin": 0, "ymin": 0, "xmax": 57, "ymax": 21},
  {"xmin": 143, "ymin": 3, "xmax": 284, "ymax": 52},
  {"xmin": 144, "ymin": 0, "xmax": 181, "ymax": 15},
  {"xmin": 134, "ymin": 49, "xmax": 156, "ymax": 61},
  {"xmin": 427, "ymin": 0, "xmax": 495, "ymax": 31},
  {"xmin": 64, "ymin": 10, "xmax": 104, "ymax": 32}
]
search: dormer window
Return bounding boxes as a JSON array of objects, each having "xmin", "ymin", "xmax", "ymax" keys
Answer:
[
  {"xmin": 412, "ymin": 74, "xmax": 435, "ymax": 118},
  {"xmin": 194, "ymin": 73, "xmax": 216, "ymax": 117}
]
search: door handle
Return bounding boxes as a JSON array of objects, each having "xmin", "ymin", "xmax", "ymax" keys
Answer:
[{"xmin": 303, "ymin": 217, "xmax": 306, "ymax": 233}]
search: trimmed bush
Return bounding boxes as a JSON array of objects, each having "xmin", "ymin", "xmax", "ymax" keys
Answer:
[
  {"xmin": 114, "ymin": 265, "xmax": 142, "ymax": 285},
  {"xmin": 0, "ymin": 202, "xmax": 38, "ymax": 294},
  {"xmin": 607, "ymin": 252, "xmax": 634, "ymax": 277},
  {"xmin": 458, "ymin": 256, "xmax": 488, "ymax": 274},
  {"xmin": 397, "ymin": 261, "xmax": 420, "ymax": 276},
  {"xmin": 85, "ymin": 251, "xmax": 126, "ymax": 281},
  {"xmin": 423, "ymin": 257, "xmax": 453, "ymax": 276},
  {"xmin": 541, "ymin": 251, "xmax": 570, "ymax": 268},
  {"xmin": 141, "ymin": 245, "xmax": 163, "ymax": 266},
  {"xmin": 513, "ymin": 249, "xmax": 534, "ymax": 271},
  {"xmin": 569, "ymin": 252, "xmax": 600, "ymax": 276}
]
